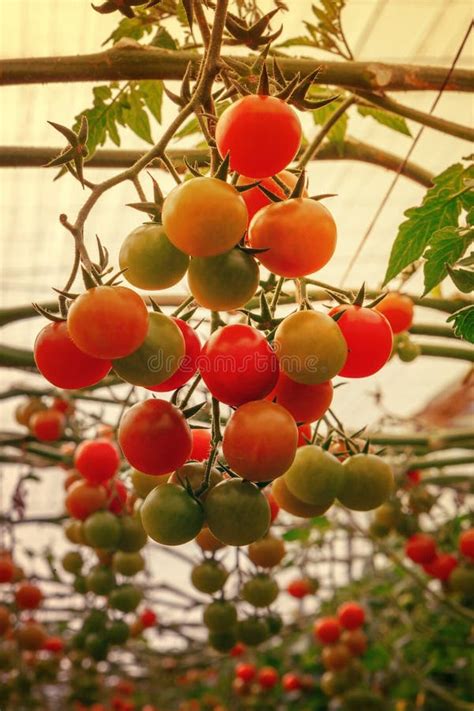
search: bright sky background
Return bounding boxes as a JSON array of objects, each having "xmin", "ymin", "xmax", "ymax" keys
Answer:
[{"xmin": 0, "ymin": 0, "xmax": 472, "ymax": 649}]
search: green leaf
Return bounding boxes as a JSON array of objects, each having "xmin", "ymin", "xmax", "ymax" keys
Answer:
[
  {"xmin": 447, "ymin": 304, "xmax": 474, "ymax": 343},
  {"xmin": 447, "ymin": 264, "xmax": 474, "ymax": 293},
  {"xmin": 310, "ymin": 516, "xmax": 330, "ymax": 530},
  {"xmin": 383, "ymin": 163, "xmax": 466, "ymax": 285},
  {"xmin": 123, "ymin": 89, "xmax": 153, "ymax": 144},
  {"xmin": 282, "ymin": 527, "xmax": 311, "ymax": 542},
  {"xmin": 150, "ymin": 26, "xmax": 178, "ymax": 50},
  {"xmin": 103, "ymin": 16, "xmax": 154, "ymax": 46},
  {"xmin": 423, "ymin": 226, "xmax": 473, "ymax": 295},
  {"xmin": 139, "ymin": 80, "xmax": 163, "ymax": 123},
  {"xmin": 357, "ymin": 105, "xmax": 411, "ymax": 136},
  {"xmin": 363, "ymin": 643, "xmax": 391, "ymax": 671},
  {"xmin": 313, "ymin": 101, "xmax": 348, "ymax": 147}
]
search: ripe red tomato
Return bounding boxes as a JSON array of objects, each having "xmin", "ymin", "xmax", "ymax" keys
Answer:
[
  {"xmin": 74, "ymin": 439, "xmax": 120, "ymax": 484},
  {"xmin": 43, "ymin": 636, "xmax": 64, "ymax": 653},
  {"xmin": 0, "ymin": 553, "xmax": 14, "ymax": 583},
  {"xmin": 235, "ymin": 662, "xmax": 256, "ymax": 683},
  {"xmin": 313, "ymin": 617, "xmax": 341, "ymax": 644},
  {"xmin": 67, "ymin": 286, "xmax": 149, "ymax": 359},
  {"xmin": 268, "ymin": 373, "xmax": 333, "ymax": 423},
  {"xmin": 30, "ymin": 409, "xmax": 65, "ymax": 441},
  {"xmin": 248, "ymin": 197, "xmax": 337, "ymax": 278},
  {"xmin": 147, "ymin": 318, "xmax": 201, "ymax": 392},
  {"xmin": 118, "ymin": 399, "xmax": 192, "ymax": 476},
  {"xmin": 329, "ymin": 305, "xmax": 393, "ymax": 378},
  {"xmin": 405, "ymin": 533, "xmax": 437, "ymax": 565},
  {"xmin": 106, "ymin": 479, "xmax": 128, "ymax": 514},
  {"xmin": 222, "ymin": 401, "xmax": 298, "ymax": 481},
  {"xmin": 405, "ymin": 469, "xmax": 422, "ymax": 488},
  {"xmin": 459, "ymin": 529, "xmax": 474, "ymax": 559},
  {"xmin": 200, "ymin": 324, "xmax": 279, "ymax": 407},
  {"xmin": 337, "ymin": 602, "xmax": 365, "ymax": 629},
  {"xmin": 189, "ymin": 428, "xmax": 212, "ymax": 462},
  {"xmin": 423, "ymin": 553, "xmax": 458, "ymax": 580},
  {"xmin": 297, "ymin": 424, "xmax": 312, "ymax": 447},
  {"xmin": 140, "ymin": 608, "xmax": 157, "ymax": 628},
  {"xmin": 162, "ymin": 177, "xmax": 248, "ymax": 257},
  {"xmin": 287, "ymin": 578, "xmax": 313, "ymax": 599},
  {"xmin": 258, "ymin": 666, "xmax": 279, "ymax": 689},
  {"xmin": 282, "ymin": 673, "xmax": 303, "ymax": 692},
  {"xmin": 230, "ymin": 642, "xmax": 246, "ymax": 657},
  {"xmin": 65, "ymin": 481, "xmax": 107, "ymax": 520},
  {"xmin": 34, "ymin": 321, "xmax": 111, "ymax": 389},
  {"xmin": 374, "ymin": 292, "xmax": 414, "ymax": 334},
  {"xmin": 15, "ymin": 583, "xmax": 43, "ymax": 610},
  {"xmin": 216, "ymin": 95, "xmax": 302, "ymax": 178},
  {"xmin": 238, "ymin": 171, "xmax": 304, "ymax": 223}
]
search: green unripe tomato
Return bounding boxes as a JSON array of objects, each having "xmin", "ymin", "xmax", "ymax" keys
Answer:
[
  {"xmin": 187, "ymin": 248, "xmax": 259, "ymax": 311},
  {"xmin": 208, "ymin": 629, "xmax": 237, "ymax": 653},
  {"xmin": 113, "ymin": 312, "xmax": 185, "ymax": 387},
  {"xmin": 84, "ymin": 511, "xmax": 121, "ymax": 550},
  {"xmin": 119, "ymin": 223, "xmax": 189, "ymax": 291},
  {"xmin": 118, "ymin": 515, "xmax": 148, "ymax": 552},
  {"xmin": 241, "ymin": 574, "xmax": 279, "ymax": 608},
  {"xmin": 203, "ymin": 601, "xmax": 238, "ymax": 632},
  {"xmin": 191, "ymin": 561, "xmax": 228, "ymax": 594},
  {"xmin": 141, "ymin": 484, "xmax": 204, "ymax": 546},
  {"xmin": 106, "ymin": 619, "xmax": 130, "ymax": 645},
  {"xmin": 109, "ymin": 584, "xmax": 142, "ymax": 613},
  {"xmin": 62, "ymin": 551, "xmax": 83, "ymax": 575},
  {"xmin": 283, "ymin": 445, "xmax": 342, "ymax": 507},
  {"xmin": 236, "ymin": 617, "xmax": 269, "ymax": 646},
  {"xmin": 85, "ymin": 565, "xmax": 116, "ymax": 596},
  {"xmin": 338, "ymin": 454, "xmax": 394, "ymax": 511},
  {"xmin": 113, "ymin": 551, "xmax": 145, "ymax": 577}
]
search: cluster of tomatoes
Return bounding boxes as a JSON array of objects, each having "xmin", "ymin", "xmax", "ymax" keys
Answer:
[
  {"xmin": 405, "ymin": 528, "xmax": 474, "ymax": 596},
  {"xmin": 0, "ymin": 554, "xmax": 70, "ymax": 704},
  {"xmin": 233, "ymin": 661, "xmax": 313, "ymax": 698},
  {"xmin": 59, "ymin": 437, "xmax": 163, "ymax": 664},
  {"xmin": 30, "ymin": 85, "xmax": 417, "ymax": 563},
  {"xmin": 15, "ymin": 394, "xmax": 74, "ymax": 442},
  {"xmin": 313, "ymin": 602, "xmax": 369, "ymax": 698}
]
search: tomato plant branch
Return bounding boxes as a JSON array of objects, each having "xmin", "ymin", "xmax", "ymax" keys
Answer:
[
  {"xmin": 356, "ymin": 91, "xmax": 474, "ymax": 143},
  {"xmin": 1, "ymin": 51, "xmax": 472, "ymax": 92},
  {"xmin": 0, "ymin": 139, "xmax": 435, "ymax": 187}
]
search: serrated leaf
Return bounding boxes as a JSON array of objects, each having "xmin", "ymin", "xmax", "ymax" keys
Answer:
[
  {"xmin": 448, "ymin": 265, "xmax": 474, "ymax": 293},
  {"xmin": 423, "ymin": 226, "xmax": 473, "ymax": 295},
  {"xmin": 447, "ymin": 305, "xmax": 474, "ymax": 343},
  {"xmin": 364, "ymin": 643, "xmax": 391, "ymax": 671},
  {"xmin": 123, "ymin": 89, "xmax": 153, "ymax": 144},
  {"xmin": 383, "ymin": 163, "xmax": 467, "ymax": 285},
  {"xmin": 357, "ymin": 105, "xmax": 411, "ymax": 136},
  {"xmin": 139, "ymin": 80, "xmax": 163, "ymax": 123},
  {"xmin": 106, "ymin": 110, "xmax": 121, "ymax": 146}
]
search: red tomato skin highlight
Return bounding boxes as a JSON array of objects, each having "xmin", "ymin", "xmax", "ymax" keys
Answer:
[
  {"xmin": 34, "ymin": 322, "xmax": 112, "ymax": 389},
  {"xmin": 329, "ymin": 305, "xmax": 393, "ymax": 378},
  {"xmin": 200, "ymin": 324, "xmax": 279, "ymax": 408},
  {"xmin": 216, "ymin": 95, "xmax": 302, "ymax": 178},
  {"xmin": 118, "ymin": 399, "xmax": 192, "ymax": 476}
]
